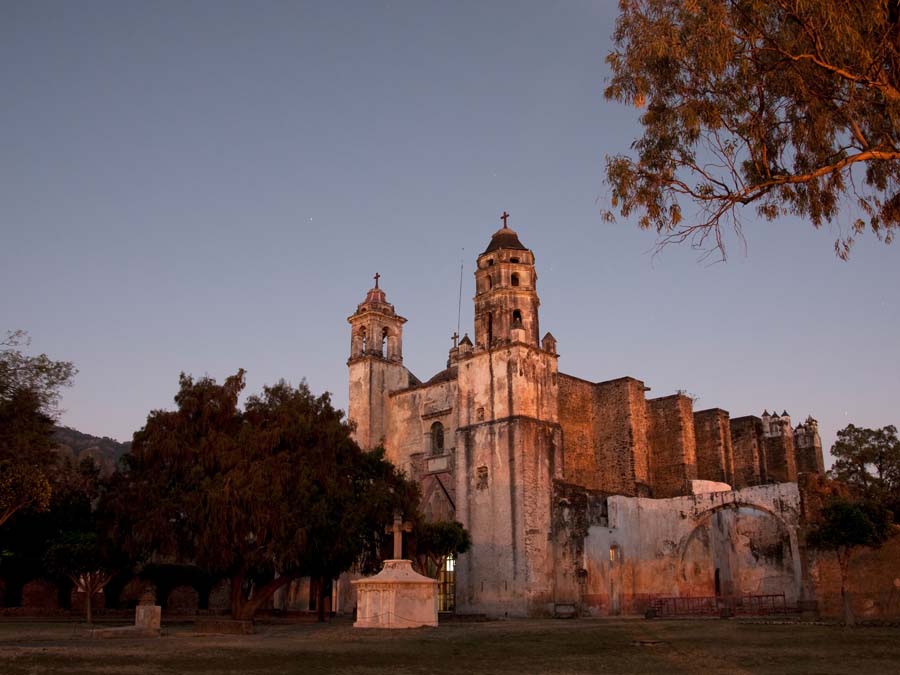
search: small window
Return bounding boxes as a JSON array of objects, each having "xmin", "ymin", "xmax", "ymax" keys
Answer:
[
  {"xmin": 487, "ymin": 259, "xmax": 494, "ymax": 266},
  {"xmin": 510, "ymin": 257, "xmax": 520, "ymax": 264},
  {"xmin": 487, "ymin": 275, "xmax": 493, "ymax": 290},
  {"xmin": 609, "ymin": 544, "xmax": 622, "ymax": 564},
  {"xmin": 512, "ymin": 309, "xmax": 523, "ymax": 327},
  {"xmin": 381, "ymin": 327, "xmax": 388, "ymax": 358},
  {"xmin": 431, "ymin": 421, "xmax": 444, "ymax": 454},
  {"xmin": 511, "ymin": 273, "xmax": 520, "ymax": 287}
]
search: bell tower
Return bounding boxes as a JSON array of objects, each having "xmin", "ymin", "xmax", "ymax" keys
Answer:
[
  {"xmin": 473, "ymin": 213, "xmax": 540, "ymax": 350},
  {"xmin": 347, "ymin": 274, "xmax": 409, "ymax": 449},
  {"xmin": 455, "ymin": 213, "xmax": 562, "ymax": 617}
]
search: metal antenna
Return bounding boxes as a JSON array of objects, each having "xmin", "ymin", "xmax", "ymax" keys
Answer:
[{"xmin": 456, "ymin": 249, "xmax": 465, "ymax": 338}]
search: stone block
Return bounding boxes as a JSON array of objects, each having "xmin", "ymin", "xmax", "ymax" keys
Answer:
[{"xmin": 136, "ymin": 605, "xmax": 161, "ymax": 630}]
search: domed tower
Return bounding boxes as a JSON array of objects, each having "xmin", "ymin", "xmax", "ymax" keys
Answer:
[
  {"xmin": 347, "ymin": 274, "xmax": 409, "ymax": 449},
  {"xmin": 455, "ymin": 213, "xmax": 562, "ymax": 618},
  {"xmin": 473, "ymin": 214, "xmax": 540, "ymax": 350}
]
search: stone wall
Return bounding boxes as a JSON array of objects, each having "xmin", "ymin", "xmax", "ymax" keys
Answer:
[
  {"xmin": 693, "ymin": 408, "xmax": 734, "ymax": 485},
  {"xmin": 557, "ymin": 375, "xmax": 650, "ymax": 496},
  {"xmin": 730, "ymin": 416, "xmax": 763, "ymax": 488},
  {"xmin": 647, "ymin": 394, "xmax": 698, "ymax": 497},
  {"xmin": 763, "ymin": 434, "xmax": 797, "ymax": 484}
]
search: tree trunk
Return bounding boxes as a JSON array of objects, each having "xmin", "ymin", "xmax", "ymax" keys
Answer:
[
  {"xmin": 233, "ymin": 575, "xmax": 291, "ymax": 622},
  {"xmin": 839, "ymin": 549, "xmax": 854, "ymax": 626},
  {"xmin": 230, "ymin": 574, "xmax": 244, "ymax": 620},
  {"xmin": 317, "ymin": 576, "xmax": 326, "ymax": 623}
]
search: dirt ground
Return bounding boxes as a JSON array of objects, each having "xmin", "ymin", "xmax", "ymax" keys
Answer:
[{"xmin": 1, "ymin": 617, "xmax": 898, "ymax": 674}]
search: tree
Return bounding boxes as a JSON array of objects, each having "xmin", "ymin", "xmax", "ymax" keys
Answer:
[
  {"xmin": 0, "ymin": 331, "xmax": 76, "ymax": 528},
  {"xmin": 44, "ymin": 531, "xmax": 118, "ymax": 625},
  {"xmin": 806, "ymin": 497, "xmax": 893, "ymax": 624},
  {"xmin": 109, "ymin": 371, "xmax": 419, "ymax": 622},
  {"xmin": 829, "ymin": 424, "xmax": 900, "ymax": 519},
  {"xmin": 1, "ymin": 331, "xmax": 77, "ymax": 417},
  {"xmin": 411, "ymin": 520, "xmax": 471, "ymax": 579},
  {"xmin": 604, "ymin": 0, "xmax": 900, "ymax": 260}
]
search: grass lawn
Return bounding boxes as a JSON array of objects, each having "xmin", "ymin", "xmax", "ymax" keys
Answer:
[{"xmin": 1, "ymin": 617, "xmax": 898, "ymax": 674}]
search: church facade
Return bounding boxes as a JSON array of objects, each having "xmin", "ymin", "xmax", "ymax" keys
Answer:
[{"xmin": 347, "ymin": 220, "xmax": 825, "ymax": 617}]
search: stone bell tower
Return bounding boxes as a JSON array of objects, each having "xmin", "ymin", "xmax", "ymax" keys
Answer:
[
  {"xmin": 347, "ymin": 274, "xmax": 409, "ymax": 450},
  {"xmin": 473, "ymin": 214, "xmax": 540, "ymax": 349},
  {"xmin": 455, "ymin": 213, "xmax": 562, "ymax": 617}
]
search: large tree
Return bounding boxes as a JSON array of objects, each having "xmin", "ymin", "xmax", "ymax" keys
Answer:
[
  {"xmin": 110, "ymin": 371, "xmax": 419, "ymax": 621},
  {"xmin": 0, "ymin": 331, "xmax": 76, "ymax": 528},
  {"xmin": 830, "ymin": 424, "xmax": 900, "ymax": 517},
  {"xmin": 806, "ymin": 497, "xmax": 893, "ymax": 624},
  {"xmin": 604, "ymin": 0, "xmax": 900, "ymax": 259}
]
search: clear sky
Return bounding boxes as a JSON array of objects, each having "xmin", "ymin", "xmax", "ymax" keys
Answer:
[{"xmin": 2, "ymin": 1, "xmax": 898, "ymax": 465}]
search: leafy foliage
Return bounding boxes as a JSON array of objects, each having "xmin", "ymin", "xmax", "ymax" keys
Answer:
[
  {"xmin": 604, "ymin": 0, "xmax": 900, "ymax": 259},
  {"xmin": 44, "ymin": 529, "xmax": 121, "ymax": 624},
  {"xmin": 829, "ymin": 424, "xmax": 900, "ymax": 517},
  {"xmin": 109, "ymin": 371, "xmax": 420, "ymax": 620},
  {"xmin": 1, "ymin": 331, "xmax": 77, "ymax": 417},
  {"xmin": 411, "ymin": 520, "xmax": 471, "ymax": 579},
  {"xmin": 0, "ymin": 456, "xmax": 113, "ymax": 608},
  {"xmin": 0, "ymin": 331, "xmax": 77, "ymax": 528}
]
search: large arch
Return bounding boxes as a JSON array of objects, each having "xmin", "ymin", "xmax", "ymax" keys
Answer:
[{"xmin": 678, "ymin": 501, "xmax": 801, "ymax": 602}]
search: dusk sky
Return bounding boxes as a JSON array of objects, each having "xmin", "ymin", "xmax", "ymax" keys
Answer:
[{"xmin": 2, "ymin": 1, "xmax": 897, "ymax": 465}]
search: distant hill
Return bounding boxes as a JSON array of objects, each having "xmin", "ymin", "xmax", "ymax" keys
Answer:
[{"xmin": 53, "ymin": 426, "xmax": 131, "ymax": 475}]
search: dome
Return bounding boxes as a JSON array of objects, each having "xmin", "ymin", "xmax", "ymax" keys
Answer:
[{"xmin": 483, "ymin": 225, "xmax": 527, "ymax": 254}]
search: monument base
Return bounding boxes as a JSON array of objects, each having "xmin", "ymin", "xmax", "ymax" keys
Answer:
[{"xmin": 352, "ymin": 559, "xmax": 438, "ymax": 629}]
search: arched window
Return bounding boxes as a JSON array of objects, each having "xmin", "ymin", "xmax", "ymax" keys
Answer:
[
  {"xmin": 511, "ymin": 273, "xmax": 520, "ymax": 287},
  {"xmin": 510, "ymin": 257, "xmax": 520, "ymax": 264},
  {"xmin": 360, "ymin": 327, "xmax": 367, "ymax": 354},
  {"xmin": 487, "ymin": 313, "xmax": 493, "ymax": 346},
  {"xmin": 512, "ymin": 309, "xmax": 523, "ymax": 327},
  {"xmin": 381, "ymin": 327, "xmax": 388, "ymax": 358},
  {"xmin": 431, "ymin": 421, "xmax": 444, "ymax": 454},
  {"xmin": 487, "ymin": 275, "xmax": 493, "ymax": 290}
]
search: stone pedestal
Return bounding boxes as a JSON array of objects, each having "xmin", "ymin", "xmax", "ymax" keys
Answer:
[{"xmin": 352, "ymin": 559, "xmax": 438, "ymax": 628}]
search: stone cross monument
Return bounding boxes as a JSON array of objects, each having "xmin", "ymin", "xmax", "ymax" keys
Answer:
[{"xmin": 352, "ymin": 512, "xmax": 438, "ymax": 629}]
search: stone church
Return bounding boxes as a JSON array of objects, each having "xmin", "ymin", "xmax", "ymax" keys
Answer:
[{"xmin": 347, "ymin": 218, "xmax": 825, "ymax": 617}]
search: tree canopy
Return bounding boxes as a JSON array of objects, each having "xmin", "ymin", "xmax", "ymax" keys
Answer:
[
  {"xmin": 0, "ymin": 331, "xmax": 76, "ymax": 528},
  {"xmin": 109, "ymin": 371, "xmax": 420, "ymax": 620},
  {"xmin": 604, "ymin": 0, "xmax": 900, "ymax": 259},
  {"xmin": 829, "ymin": 423, "xmax": 900, "ymax": 518}
]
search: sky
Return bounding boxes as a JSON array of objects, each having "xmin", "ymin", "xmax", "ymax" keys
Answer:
[{"xmin": 2, "ymin": 1, "xmax": 898, "ymax": 466}]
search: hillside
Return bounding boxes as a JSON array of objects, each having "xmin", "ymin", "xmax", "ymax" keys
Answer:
[{"xmin": 53, "ymin": 425, "xmax": 131, "ymax": 475}]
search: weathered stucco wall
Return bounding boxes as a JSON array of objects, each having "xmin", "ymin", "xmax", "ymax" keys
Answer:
[
  {"xmin": 454, "ymin": 418, "xmax": 561, "ymax": 617},
  {"xmin": 348, "ymin": 357, "xmax": 411, "ymax": 451},
  {"xmin": 552, "ymin": 482, "xmax": 802, "ymax": 616}
]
